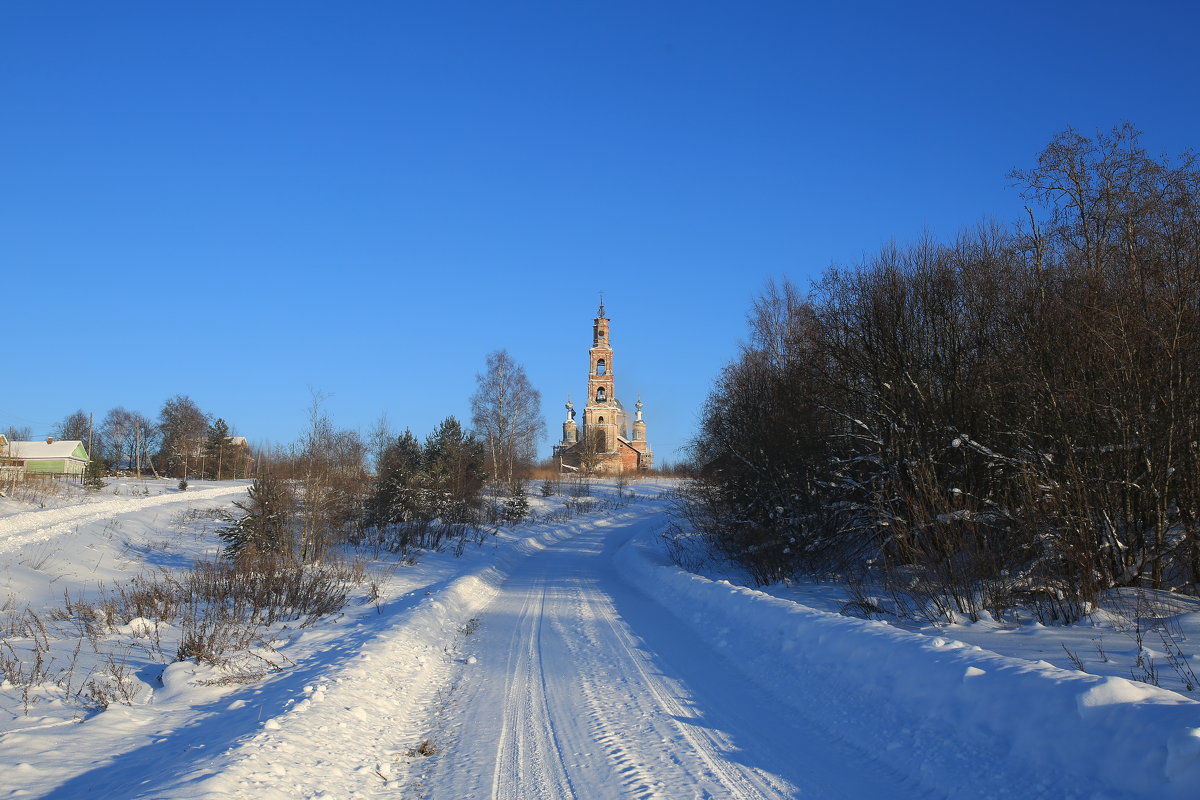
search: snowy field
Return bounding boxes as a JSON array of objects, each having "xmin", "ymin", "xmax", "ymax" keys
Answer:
[{"xmin": 1, "ymin": 477, "xmax": 1198, "ymax": 798}]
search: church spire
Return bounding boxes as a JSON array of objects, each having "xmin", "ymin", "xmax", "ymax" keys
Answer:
[
  {"xmin": 633, "ymin": 394, "xmax": 647, "ymax": 442},
  {"xmin": 562, "ymin": 395, "xmax": 578, "ymax": 445}
]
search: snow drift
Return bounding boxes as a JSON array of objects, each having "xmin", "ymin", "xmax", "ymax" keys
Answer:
[{"xmin": 617, "ymin": 528, "xmax": 1200, "ymax": 799}]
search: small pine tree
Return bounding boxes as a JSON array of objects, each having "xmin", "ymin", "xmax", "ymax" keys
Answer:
[
  {"xmin": 178, "ymin": 478, "xmax": 188, "ymax": 491},
  {"xmin": 539, "ymin": 478, "xmax": 555, "ymax": 497},
  {"xmin": 503, "ymin": 482, "xmax": 529, "ymax": 523},
  {"xmin": 219, "ymin": 474, "xmax": 293, "ymax": 558},
  {"xmin": 423, "ymin": 416, "xmax": 487, "ymax": 523},
  {"xmin": 83, "ymin": 458, "xmax": 107, "ymax": 491},
  {"xmin": 369, "ymin": 429, "xmax": 425, "ymax": 526},
  {"xmin": 204, "ymin": 417, "xmax": 231, "ymax": 480}
]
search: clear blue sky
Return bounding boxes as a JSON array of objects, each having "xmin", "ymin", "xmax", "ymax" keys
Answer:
[{"xmin": 4, "ymin": 1, "xmax": 1199, "ymax": 465}]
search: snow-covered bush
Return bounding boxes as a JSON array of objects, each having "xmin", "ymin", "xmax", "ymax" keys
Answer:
[{"xmin": 687, "ymin": 124, "xmax": 1200, "ymax": 617}]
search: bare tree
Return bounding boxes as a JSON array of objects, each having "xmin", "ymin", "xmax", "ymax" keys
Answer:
[
  {"xmin": 575, "ymin": 426, "xmax": 609, "ymax": 478},
  {"xmin": 297, "ymin": 392, "xmax": 368, "ymax": 562},
  {"xmin": 688, "ymin": 124, "xmax": 1200, "ymax": 612},
  {"xmin": 470, "ymin": 350, "xmax": 545, "ymax": 486},
  {"xmin": 100, "ymin": 407, "xmax": 137, "ymax": 471},
  {"xmin": 4, "ymin": 425, "xmax": 32, "ymax": 442},
  {"xmin": 366, "ymin": 411, "xmax": 394, "ymax": 475},
  {"xmin": 158, "ymin": 395, "xmax": 210, "ymax": 479},
  {"xmin": 54, "ymin": 409, "xmax": 91, "ymax": 442},
  {"xmin": 133, "ymin": 411, "xmax": 158, "ymax": 477}
]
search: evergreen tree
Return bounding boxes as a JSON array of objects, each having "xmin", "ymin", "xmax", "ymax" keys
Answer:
[
  {"xmin": 503, "ymin": 481, "xmax": 529, "ymax": 522},
  {"xmin": 365, "ymin": 419, "xmax": 487, "ymax": 536},
  {"xmin": 219, "ymin": 474, "xmax": 294, "ymax": 558},
  {"xmin": 83, "ymin": 457, "xmax": 108, "ymax": 491},
  {"xmin": 204, "ymin": 418, "xmax": 231, "ymax": 480},
  {"xmin": 368, "ymin": 429, "xmax": 425, "ymax": 526},
  {"xmin": 423, "ymin": 416, "xmax": 487, "ymax": 522}
]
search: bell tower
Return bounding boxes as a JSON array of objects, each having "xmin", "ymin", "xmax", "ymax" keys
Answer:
[{"xmin": 584, "ymin": 300, "xmax": 618, "ymax": 452}]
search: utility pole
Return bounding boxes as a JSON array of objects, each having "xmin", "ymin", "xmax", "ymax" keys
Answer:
[{"xmin": 88, "ymin": 412, "xmax": 95, "ymax": 486}]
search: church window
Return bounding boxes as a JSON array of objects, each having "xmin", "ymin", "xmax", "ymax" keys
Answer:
[
  {"xmin": 598, "ymin": 416, "xmax": 605, "ymax": 423},
  {"xmin": 596, "ymin": 359, "xmax": 606, "ymax": 375},
  {"xmin": 596, "ymin": 387, "xmax": 606, "ymax": 401}
]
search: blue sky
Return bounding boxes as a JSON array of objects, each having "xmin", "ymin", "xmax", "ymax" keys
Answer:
[{"xmin": 4, "ymin": 1, "xmax": 1199, "ymax": 465}]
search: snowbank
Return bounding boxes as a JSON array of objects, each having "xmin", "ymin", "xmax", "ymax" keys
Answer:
[
  {"xmin": 617, "ymin": 530, "xmax": 1200, "ymax": 799},
  {"xmin": 180, "ymin": 505, "xmax": 637, "ymax": 799},
  {"xmin": 0, "ymin": 483, "xmax": 247, "ymax": 555}
]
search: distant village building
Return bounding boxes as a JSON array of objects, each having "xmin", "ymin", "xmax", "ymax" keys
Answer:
[
  {"xmin": 2, "ymin": 437, "xmax": 91, "ymax": 478},
  {"xmin": 0, "ymin": 435, "xmax": 15, "ymax": 485},
  {"xmin": 553, "ymin": 302, "xmax": 652, "ymax": 474}
]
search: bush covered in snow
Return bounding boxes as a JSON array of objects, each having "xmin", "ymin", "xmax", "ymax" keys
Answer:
[{"xmin": 688, "ymin": 124, "xmax": 1200, "ymax": 622}]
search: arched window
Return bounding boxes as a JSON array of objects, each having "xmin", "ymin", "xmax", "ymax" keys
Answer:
[
  {"xmin": 596, "ymin": 359, "xmax": 606, "ymax": 375},
  {"xmin": 598, "ymin": 416, "xmax": 605, "ymax": 424},
  {"xmin": 596, "ymin": 387, "xmax": 606, "ymax": 402}
]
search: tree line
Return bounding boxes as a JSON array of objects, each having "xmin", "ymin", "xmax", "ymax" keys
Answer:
[
  {"xmin": 14, "ymin": 347, "xmax": 546, "ymax": 565},
  {"xmin": 219, "ymin": 349, "xmax": 545, "ymax": 562},
  {"xmin": 22, "ymin": 396, "xmax": 251, "ymax": 481},
  {"xmin": 688, "ymin": 124, "xmax": 1200, "ymax": 621}
]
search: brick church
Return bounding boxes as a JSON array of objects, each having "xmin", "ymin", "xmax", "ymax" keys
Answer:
[{"xmin": 553, "ymin": 302, "xmax": 653, "ymax": 474}]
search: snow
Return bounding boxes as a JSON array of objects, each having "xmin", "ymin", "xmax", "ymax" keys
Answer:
[
  {"xmin": 2, "ymin": 439, "xmax": 87, "ymax": 460},
  {"xmin": 622, "ymin": 530, "xmax": 1200, "ymax": 797},
  {"xmin": 2, "ymin": 478, "xmax": 1198, "ymax": 798}
]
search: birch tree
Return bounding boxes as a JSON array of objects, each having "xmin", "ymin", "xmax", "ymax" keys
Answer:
[{"xmin": 470, "ymin": 350, "xmax": 545, "ymax": 486}]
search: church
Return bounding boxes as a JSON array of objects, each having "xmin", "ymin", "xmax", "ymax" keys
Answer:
[{"xmin": 553, "ymin": 302, "xmax": 653, "ymax": 474}]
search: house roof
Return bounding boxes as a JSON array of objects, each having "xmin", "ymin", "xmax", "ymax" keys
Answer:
[{"xmin": 8, "ymin": 440, "xmax": 89, "ymax": 461}]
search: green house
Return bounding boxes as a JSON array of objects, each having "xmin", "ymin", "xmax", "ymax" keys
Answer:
[{"xmin": 7, "ymin": 438, "xmax": 91, "ymax": 476}]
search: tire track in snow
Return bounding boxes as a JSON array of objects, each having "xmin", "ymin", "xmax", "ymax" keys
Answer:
[
  {"xmin": 565, "ymin": 576, "xmax": 792, "ymax": 800},
  {"xmin": 413, "ymin": 506, "xmax": 927, "ymax": 799},
  {"xmin": 0, "ymin": 485, "xmax": 248, "ymax": 555},
  {"xmin": 490, "ymin": 582, "xmax": 577, "ymax": 800},
  {"xmin": 419, "ymin": 520, "xmax": 805, "ymax": 799},
  {"xmin": 553, "ymin": 583, "xmax": 674, "ymax": 800}
]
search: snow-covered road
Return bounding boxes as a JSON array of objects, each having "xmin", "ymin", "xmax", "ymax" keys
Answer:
[
  {"xmin": 412, "ymin": 515, "xmax": 907, "ymax": 800},
  {"xmin": 164, "ymin": 500, "xmax": 919, "ymax": 800},
  {"xmin": 6, "ymin": 484, "xmax": 1197, "ymax": 799}
]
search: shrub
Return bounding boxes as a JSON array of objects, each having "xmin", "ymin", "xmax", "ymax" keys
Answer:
[
  {"xmin": 503, "ymin": 483, "xmax": 529, "ymax": 523},
  {"xmin": 218, "ymin": 474, "xmax": 294, "ymax": 559}
]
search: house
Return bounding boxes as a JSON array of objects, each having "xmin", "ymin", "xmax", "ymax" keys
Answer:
[
  {"xmin": 0, "ymin": 434, "xmax": 18, "ymax": 484},
  {"xmin": 5, "ymin": 437, "xmax": 91, "ymax": 477}
]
